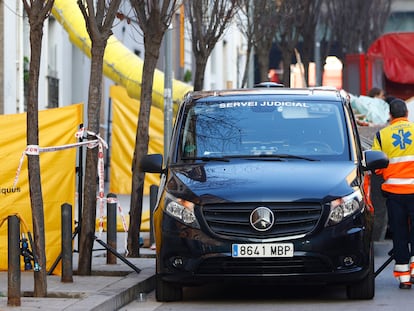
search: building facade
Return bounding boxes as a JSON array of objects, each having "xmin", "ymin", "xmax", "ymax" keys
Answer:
[{"xmin": 1, "ymin": 1, "xmax": 413, "ymax": 116}]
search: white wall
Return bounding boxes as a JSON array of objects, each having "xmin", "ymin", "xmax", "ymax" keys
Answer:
[
  {"xmin": 38, "ymin": 19, "xmax": 49, "ymax": 111},
  {"xmin": 198, "ymin": 21, "xmax": 247, "ymax": 90},
  {"xmin": 392, "ymin": 0, "xmax": 414, "ymax": 11},
  {"xmin": 3, "ymin": 2, "xmax": 63, "ymax": 114},
  {"xmin": 49, "ymin": 16, "xmax": 72, "ymax": 108},
  {"xmin": 3, "ymin": 0, "xmax": 21, "ymax": 114}
]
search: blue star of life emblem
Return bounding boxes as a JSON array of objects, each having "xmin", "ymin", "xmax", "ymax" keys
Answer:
[{"xmin": 392, "ymin": 129, "xmax": 412, "ymax": 149}]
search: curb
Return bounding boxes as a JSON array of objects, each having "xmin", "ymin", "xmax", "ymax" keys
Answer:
[{"xmin": 70, "ymin": 273, "xmax": 156, "ymax": 311}]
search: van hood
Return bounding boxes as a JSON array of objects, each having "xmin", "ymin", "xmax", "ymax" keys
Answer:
[{"xmin": 167, "ymin": 160, "xmax": 359, "ymax": 204}]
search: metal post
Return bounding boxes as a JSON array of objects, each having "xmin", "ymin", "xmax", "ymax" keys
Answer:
[
  {"xmin": 8, "ymin": 215, "xmax": 21, "ymax": 306},
  {"xmin": 105, "ymin": 99, "xmax": 112, "ymax": 182},
  {"xmin": 247, "ymin": 0, "xmax": 255, "ymax": 88},
  {"xmin": 314, "ymin": 20, "xmax": 322, "ymax": 87},
  {"xmin": 77, "ymin": 123, "xmax": 84, "ymax": 251},
  {"xmin": 164, "ymin": 23, "xmax": 173, "ymax": 161},
  {"xmin": 149, "ymin": 185, "xmax": 159, "ymax": 246},
  {"xmin": 61, "ymin": 203, "xmax": 73, "ymax": 283},
  {"xmin": 315, "ymin": 41, "xmax": 322, "ymax": 86},
  {"xmin": 106, "ymin": 193, "xmax": 117, "ymax": 264}
]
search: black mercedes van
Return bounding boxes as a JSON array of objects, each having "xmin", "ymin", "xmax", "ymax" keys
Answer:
[{"xmin": 141, "ymin": 86, "xmax": 388, "ymax": 301}]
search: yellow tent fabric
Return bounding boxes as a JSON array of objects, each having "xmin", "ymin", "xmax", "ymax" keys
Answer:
[
  {"xmin": 109, "ymin": 85, "xmax": 163, "ymax": 195},
  {"xmin": 51, "ymin": 0, "xmax": 192, "ymax": 110},
  {"xmin": 0, "ymin": 104, "xmax": 83, "ymax": 274},
  {"xmin": 95, "ymin": 212, "xmax": 150, "ymax": 233}
]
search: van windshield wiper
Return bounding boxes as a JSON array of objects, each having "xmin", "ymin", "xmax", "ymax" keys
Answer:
[
  {"xmin": 181, "ymin": 156, "xmax": 230, "ymax": 162},
  {"xmin": 246, "ymin": 154, "xmax": 319, "ymax": 161},
  {"xmin": 182, "ymin": 154, "xmax": 318, "ymax": 162}
]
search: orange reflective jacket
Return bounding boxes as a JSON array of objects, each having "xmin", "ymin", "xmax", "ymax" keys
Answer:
[{"xmin": 372, "ymin": 118, "xmax": 414, "ymax": 194}]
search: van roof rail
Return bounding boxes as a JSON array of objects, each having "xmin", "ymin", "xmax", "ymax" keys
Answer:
[{"xmin": 254, "ymin": 82, "xmax": 285, "ymax": 88}]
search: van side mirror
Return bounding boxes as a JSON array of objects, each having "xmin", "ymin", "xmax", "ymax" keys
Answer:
[
  {"xmin": 140, "ymin": 154, "xmax": 164, "ymax": 173},
  {"xmin": 363, "ymin": 150, "xmax": 389, "ymax": 171}
]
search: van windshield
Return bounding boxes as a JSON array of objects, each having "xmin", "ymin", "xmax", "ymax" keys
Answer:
[{"xmin": 179, "ymin": 97, "xmax": 349, "ymax": 161}]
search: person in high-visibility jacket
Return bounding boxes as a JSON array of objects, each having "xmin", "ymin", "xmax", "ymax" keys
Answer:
[{"xmin": 372, "ymin": 98, "xmax": 414, "ymax": 289}]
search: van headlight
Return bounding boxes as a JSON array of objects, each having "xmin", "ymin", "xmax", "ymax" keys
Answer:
[
  {"xmin": 164, "ymin": 193, "xmax": 200, "ymax": 228},
  {"xmin": 326, "ymin": 189, "xmax": 363, "ymax": 226}
]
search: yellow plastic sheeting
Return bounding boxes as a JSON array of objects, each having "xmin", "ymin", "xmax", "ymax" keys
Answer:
[
  {"xmin": 109, "ymin": 86, "xmax": 163, "ymax": 195},
  {"xmin": 0, "ymin": 104, "xmax": 83, "ymax": 274},
  {"xmin": 95, "ymin": 210, "xmax": 150, "ymax": 232},
  {"xmin": 52, "ymin": 0, "xmax": 193, "ymax": 110}
]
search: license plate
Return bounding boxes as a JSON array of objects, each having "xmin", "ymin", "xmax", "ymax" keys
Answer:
[{"xmin": 232, "ymin": 243, "xmax": 294, "ymax": 258}]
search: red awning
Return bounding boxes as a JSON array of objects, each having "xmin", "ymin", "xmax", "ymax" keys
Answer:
[{"xmin": 367, "ymin": 32, "xmax": 414, "ymax": 84}]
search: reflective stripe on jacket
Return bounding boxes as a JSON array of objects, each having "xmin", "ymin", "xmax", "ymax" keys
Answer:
[{"xmin": 372, "ymin": 117, "xmax": 414, "ymax": 194}]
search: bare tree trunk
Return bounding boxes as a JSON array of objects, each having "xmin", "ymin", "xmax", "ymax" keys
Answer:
[
  {"xmin": 23, "ymin": 0, "xmax": 55, "ymax": 296},
  {"xmin": 241, "ymin": 42, "xmax": 252, "ymax": 88},
  {"xmin": 76, "ymin": 0, "xmax": 121, "ymax": 275},
  {"xmin": 27, "ymin": 22, "xmax": 47, "ymax": 291},
  {"xmin": 127, "ymin": 1, "xmax": 180, "ymax": 257},
  {"xmin": 77, "ymin": 147, "xmax": 98, "ymax": 274},
  {"xmin": 301, "ymin": 40, "xmax": 314, "ymax": 86},
  {"xmin": 193, "ymin": 57, "xmax": 208, "ymax": 91},
  {"xmin": 281, "ymin": 49, "xmax": 292, "ymax": 87},
  {"xmin": 77, "ymin": 42, "xmax": 105, "ymax": 275},
  {"xmin": 256, "ymin": 47, "xmax": 270, "ymax": 83},
  {"xmin": 128, "ymin": 45, "xmax": 159, "ymax": 257}
]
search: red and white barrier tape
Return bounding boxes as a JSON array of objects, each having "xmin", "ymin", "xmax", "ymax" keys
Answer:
[
  {"xmin": 13, "ymin": 127, "xmax": 107, "ymax": 188},
  {"xmin": 12, "ymin": 128, "xmax": 125, "ymax": 239},
  {"xmin": 97, "ymin": 142, "xmax": 106, "ymax": 235}
]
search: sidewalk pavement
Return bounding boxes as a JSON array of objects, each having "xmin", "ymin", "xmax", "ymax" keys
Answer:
[
  {"xmin": 0, "ymin": 234, "xmax": 156, "ymax": 311},
  {"xmin": 0, "ymin": 193, "xmax": 156, "ymax": 311}
]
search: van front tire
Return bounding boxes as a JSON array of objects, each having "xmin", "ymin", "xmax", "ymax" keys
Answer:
[
  {"xmin": 346, "ymin": 246, "xmax": 375, "ymax": 300},
  {"xmin": 155, "ymin": 275, "xmax": 183, "ymax": 302}
]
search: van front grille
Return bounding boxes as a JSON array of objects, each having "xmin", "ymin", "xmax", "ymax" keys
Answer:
[{"xmin": 201, "ymin": 203, "xmax": 323, "ymax": 239}]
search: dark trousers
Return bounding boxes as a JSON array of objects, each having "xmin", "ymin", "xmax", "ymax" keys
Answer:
[{"xmin": 386, "ymin": 193, "xmax": 414, "ymax": 264}]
